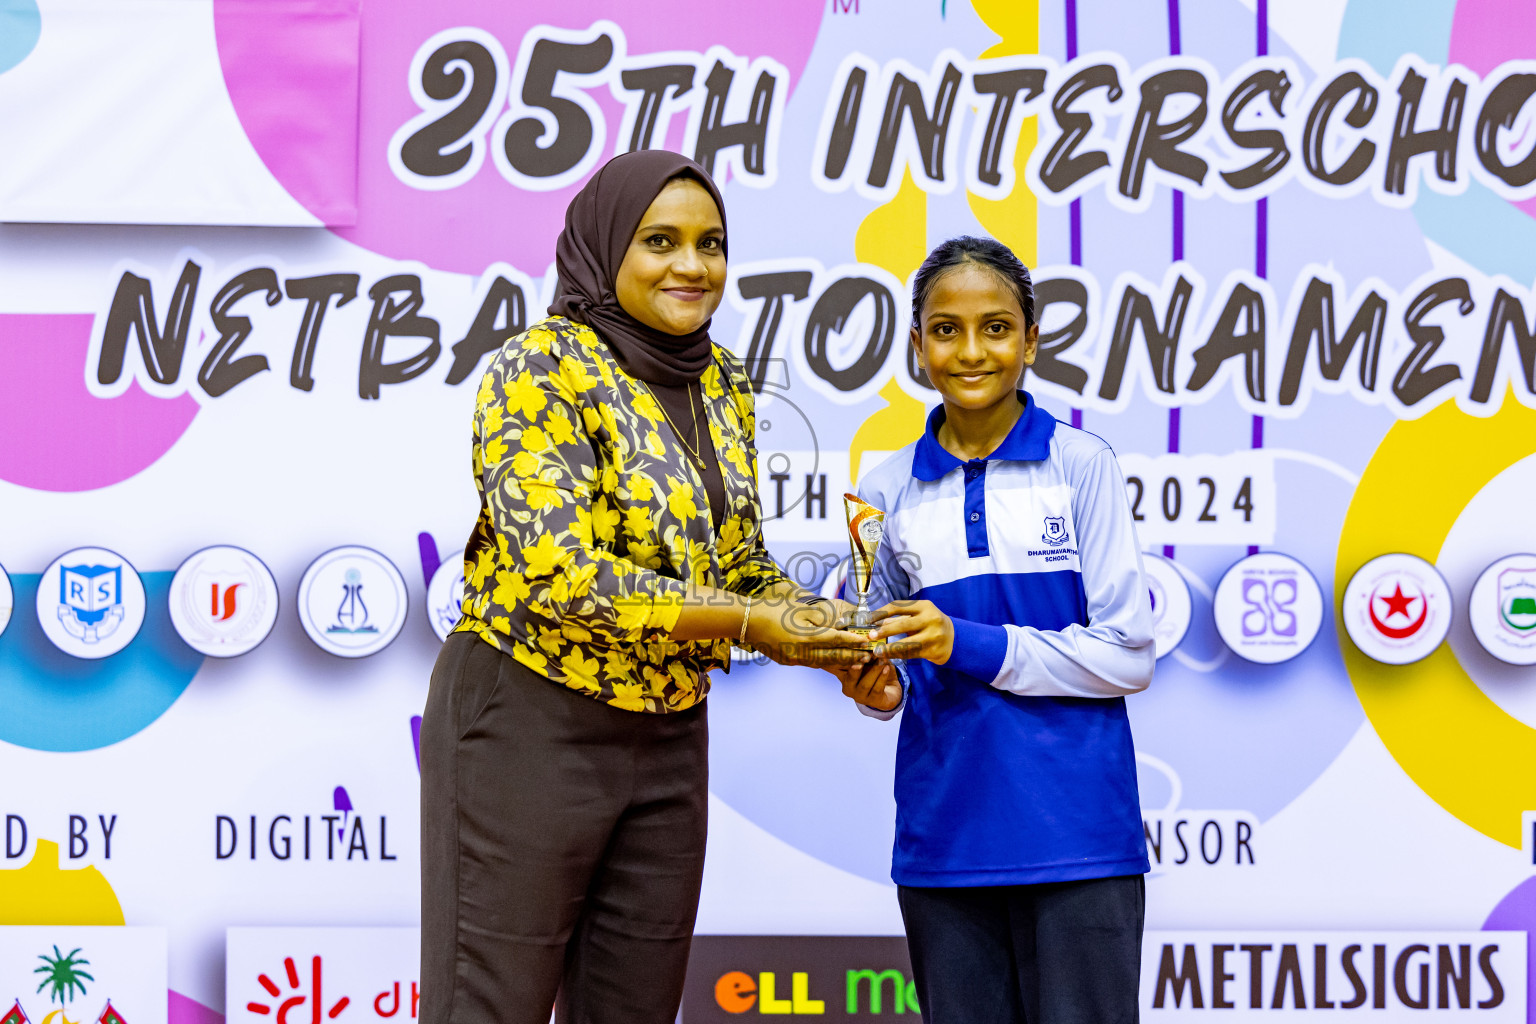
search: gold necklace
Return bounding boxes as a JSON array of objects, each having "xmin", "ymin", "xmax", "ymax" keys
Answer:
[{"xmin": 644, "ymin": 379, "xmax": 707, "ymax": 473}]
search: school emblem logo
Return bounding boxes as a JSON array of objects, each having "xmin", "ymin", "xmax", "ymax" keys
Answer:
[
  {"xmin": 168, "ymin": 547, "xmax": 280, "ymax": 658},
  {"xmin": 0, "ymin": 561, "xmax": 13, "ymax": 640},
  {"xmin": 1469, "ymin": 555, "xmax": 1536, "ymax": 665},
  {"xmin": 425, "ymin": 559, "xmax": 466, "ymax": 642},
  {"xmin": 1498, "ymin": 567, "xmax": 1536, "ymax": 635},
  {"xmin": 1142, "ymin": 553, "xmax": 1191, "ymax": 659},
  {"xmin": 1343, "ymin": 553, "xmax": 1451, "ymax": 665},
  {"xmin": 1213, "ymin": 552, "xmax": 1325, "ymax": 664},
  {"xmin": 1042, "ymin": 516, "xmax": 1068, "ymax": 546},
  {"xmin": 297, "ymin": 546, "xmax": 408, "ymax": 658},
  {"xmin": 35, "ymin": 548, "xmax": 146, "ymax": 659}
]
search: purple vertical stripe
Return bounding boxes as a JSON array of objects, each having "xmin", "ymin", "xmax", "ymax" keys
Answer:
[
  {"xmin": 1171, "ymin": 191, "xmax": 1184, "ymax": 262},
  {"xmin": 1256, "ymin": 198, "xmax": 1267, "ymax": 279},
  {"xmin": 1070, "ymin": 201, "xmax": 1082, "ymax": 265},
  {"xmin": 1250, "ymin": 0, "xmax": 1268, "ymax": 559},
  {"xmin": 1165, "ymin": 0, "xmax": 1182, "ymax": 561},
  {"xmin": 417, "ymin": 530, "xmax": 441, "ymax": 588},
  {"xmin": 1067, "ymin": 0, "xmax": 1083, "ymax": 430}
]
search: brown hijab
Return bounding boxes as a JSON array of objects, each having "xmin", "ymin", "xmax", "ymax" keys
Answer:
[{"xmin": 549, "ymin": 150, "xmax": 728, "ymax": 386}]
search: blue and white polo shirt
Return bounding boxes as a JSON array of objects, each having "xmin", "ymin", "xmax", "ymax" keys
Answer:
[{"xmin": 858, "ymin": 391, "xmax": 1155, "ymax": 887}]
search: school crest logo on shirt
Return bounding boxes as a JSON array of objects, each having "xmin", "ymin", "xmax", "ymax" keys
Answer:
[{"xmin": 1042, "ymin": 517, "xmax": 1069, "ymax": 546}]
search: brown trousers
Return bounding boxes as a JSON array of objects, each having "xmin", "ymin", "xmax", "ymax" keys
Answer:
[{"xmin": 419, "ymin": 633, "xmax": 708, "ymax": 1024}]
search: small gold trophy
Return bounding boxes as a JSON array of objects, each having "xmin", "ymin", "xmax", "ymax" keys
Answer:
[{"xmin": 843, "ymin": 493, "xmax": 886, "ymax": 638}]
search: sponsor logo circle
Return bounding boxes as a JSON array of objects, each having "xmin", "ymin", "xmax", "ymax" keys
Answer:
[
  {"xmin": 1213, "ymin": 551, "xmax": 1325, "ymax": 664},
  {"xmin": 1143, "ymin": 553, "xmax": 1192, "ymax": 659},
  {"xmin": 36, "ymin": 546, "xmax": 146, "ymax": 658},
  {"xmin": 1469, "ymin": 553, "xmax": 1536, "ymax": 666},
  {"xmin": 1342, "ymin": 552, "xmax": 1452, "ymax": 665},
  {"xmin": 426, "ymin": 558, "xmax": 466, "ymax": 642},
  {"xmin": 297, "ymin": 546, "xmax": 408, "ymax": 658},
  {"xmin": 0, "ymin": 560, "xmax": 12, "ymax": 638},
  {"xmin": 168, "ymin": 545, "xmax": 280, "ymax": 657}
]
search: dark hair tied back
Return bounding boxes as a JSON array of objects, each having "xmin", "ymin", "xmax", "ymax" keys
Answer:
[{"xmin": 910, "ymin": 235, "xmax": 1036, "ymax": 332}]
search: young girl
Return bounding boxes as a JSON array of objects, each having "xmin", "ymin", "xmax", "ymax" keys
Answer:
[{"xmin": 843, "ymin": 236, "xmax": 1155, "ymax": 1024}]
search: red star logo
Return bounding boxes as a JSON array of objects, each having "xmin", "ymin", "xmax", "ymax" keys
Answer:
[{"xmin": 1378, "ymin": 583, "xmax": 1417, "ymax": 620}]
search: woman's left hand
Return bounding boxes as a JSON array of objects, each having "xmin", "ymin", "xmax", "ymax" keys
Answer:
[
  {"xmin": 746, "ymin": 596, "xmax": 872, "ymax": 667},
  {"xmin": 868, "ymin": 600, "xmax": 954, "ymax": 665}
]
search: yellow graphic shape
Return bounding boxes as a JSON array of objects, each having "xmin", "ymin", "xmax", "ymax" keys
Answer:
[
  {"xmin": 0, "ymin": 840, "xmax": 125, "ymax": 924},
  {"xmin": 854, "ymin": 168, "xmax": 928, "ymax": 281},
  {"xmin": 42, "ymin": 1011, "xmax": 81, "ymax": 1024},
  {"xmin": 850, "ymin": 380, "xmax": 930, "ymax": 483},
  {"xmin": 967, "ymin": 0, "xmax": 1040, "ymax": 264},
  {"xmin": 849, "ymin": 170, "xmax": 931, "ymax": 480},
  {"xmin": 1336, "ymin": 396, "xmax": 1536, "ymax": 847}
]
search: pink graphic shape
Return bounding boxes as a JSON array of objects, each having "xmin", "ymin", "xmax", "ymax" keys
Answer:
[
  {"xmin": 0, "ymin": 314, "xmax": 199, "ymax": 492},
  {"xmin": 1450, "ymin": 0, "xmax": 1536, "ymax": 223},
  {"xmin": 214, "ymin": 0, "xmax": 360, "ymax": 226},
  {"xmin": 214, "ymin": 1, "xmax": 823, "ymax": 274},
  {"xmin": 170, "ymin": 991, "xmax": 224, "ymax": 1024}
]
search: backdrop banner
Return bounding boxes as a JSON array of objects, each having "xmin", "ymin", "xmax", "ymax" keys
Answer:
[{"xmin": 2, "ymin": 0, "xmax": 1536, "ymax": 1020}]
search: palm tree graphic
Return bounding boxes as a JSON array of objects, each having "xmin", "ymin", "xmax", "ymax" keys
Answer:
[{"xmin": 35, "ymin": 947, "xmax": 93, "ymax": 1005}]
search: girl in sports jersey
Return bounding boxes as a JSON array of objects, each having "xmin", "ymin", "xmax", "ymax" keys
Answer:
[{"xmin": 841, "ymin": 235, "xmax": 1156, "ymax": 1024}]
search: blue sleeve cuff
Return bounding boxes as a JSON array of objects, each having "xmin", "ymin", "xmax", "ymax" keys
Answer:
[{"xmin": 945, "ymin": 618, "xmax": 1009, "ymax": 683}]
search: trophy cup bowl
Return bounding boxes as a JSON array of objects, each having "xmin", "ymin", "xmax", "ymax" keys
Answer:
[{"xmin": 844, "ymin": 494, "xmax": 885, "ymax": 644}]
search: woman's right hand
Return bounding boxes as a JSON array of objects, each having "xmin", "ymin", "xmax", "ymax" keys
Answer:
[{"xmin": 746, "ymin": 597, "xmax": 873, "ymax": 668}]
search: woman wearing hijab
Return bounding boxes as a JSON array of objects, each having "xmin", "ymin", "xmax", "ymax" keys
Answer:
[{"xmin": 419, "ymin": 151, "xmax": 868, "ymax": 1024}]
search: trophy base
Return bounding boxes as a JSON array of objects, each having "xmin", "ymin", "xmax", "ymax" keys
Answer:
[{"xmin": 843, "ymin": 623, "xmax": 885, "ymax": 652}]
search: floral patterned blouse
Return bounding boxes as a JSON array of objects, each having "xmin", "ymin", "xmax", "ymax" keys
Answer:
[{"xmin": 453, "ymin": 315, "xmax": 791, "ymax": 713}]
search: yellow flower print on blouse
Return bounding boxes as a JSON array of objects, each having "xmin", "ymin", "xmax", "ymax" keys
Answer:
[
  {"xmin": 622, "ymin": 505, "xmax": 652, "ymax": 538},
  {"xmin": 492, "ymin": 568, "xmax": 531, "ymax": 608},
  {"xmin": 716, "ymin": 517, "xmax": 744, "ymax": 557},
  {"xmin": 504, "ymin": 370, "xmax": 547, "ymax": 419},
  {"xmin": 666, "ymin": 479, "xmax": 700, "ymax": 522},
  {"xmin": 524, "ymin": 470, "xmax": 565, "ymax": 512},
  {"xmin": 453, "ymin": 316, "xmax": 792, "ymax": 713},
  {"xmin": 546, "ymin": 407, "xmax": 578, "ymax": 447},
  {"xmin": 561, "ymin": 649, "xmax": 602, "ymax": 692},
  {"xmin": 609, "ymin": 681, "xmax": 648, "ymax": 712}
]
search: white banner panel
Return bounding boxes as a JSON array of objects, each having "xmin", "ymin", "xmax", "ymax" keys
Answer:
[
  {"xmin": 0, "ymin": 927, "xmax": 168, "ymax": 1024},
  {"xmin": 225, "ymin": 929, "xmax": 417, "ymax": 1024}
]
